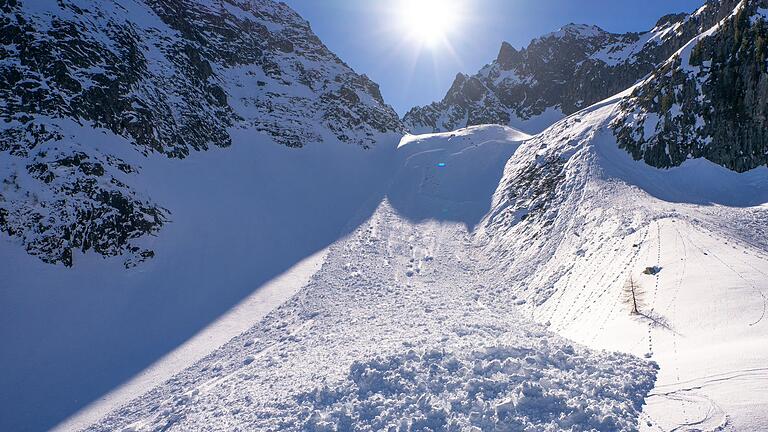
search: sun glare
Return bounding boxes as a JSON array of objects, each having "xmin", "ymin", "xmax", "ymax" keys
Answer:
[{"xmin": 396, "ymin": 0, "xmax": 463, "ymax": 48}]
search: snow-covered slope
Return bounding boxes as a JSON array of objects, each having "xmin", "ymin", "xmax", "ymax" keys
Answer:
[
  {"xmin": 85, "ymin": 85, "xmax": 768, "ymax": 430},
  {"xmin": 478, "ymin": 91, "xmax": 768, "ymax": 430},
  {"xmin": 391, "ymin": 125, "xmax": 531, "ymax": 229},
  {"xmin": 85, "ymin": 125, "xmax": 661, "ymax": 432},
  {"xmin": 0, "ymin": 123, "xmax": 401, "ymax": 432},
  {"xmin": 0, "ymin": 1, "xmax": 403, "ymax": 430},
  {"xmin": 4, "ymin": 1, "xmax": 768, "ymax": 431}
]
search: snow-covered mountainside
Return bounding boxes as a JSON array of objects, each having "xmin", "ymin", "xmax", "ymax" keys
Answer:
[
  {"xmin": 403, "ymin": 0, "xmax": 743, "ymax": 135},
  {"xmin": 0, "ymin": 0, "xmax": 402, "ymax": 267},
  {"xmin": 78, "ymin": 2, "xmax": 768, "ymax": 428},
  {"xmin": 479, "ymin": 92, "xmax": 768, "ymax": 431},
  {"xmin": 613, "ymin": 0, "xmax": 768, "ymax": 172},
  {"xmin": 84, "ymin": 93, "xmax": 768, "ymax": 430},
  {"xmin": 86, "ymin": 126, "xmax": 662, "ymax": 432},
  {"xmin": 0, "ymin": 1, "xmax": 404, "ymax": 430}
]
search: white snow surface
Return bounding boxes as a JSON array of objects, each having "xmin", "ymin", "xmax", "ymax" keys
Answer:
[
  {"xmin": 0, "ymin": 121, "xmax": 401, "ymax": 431},
  {"xmin": 479, "ymin": 97, "xmax": 768, "ymax": 431},
  {"xmin": 87, "ymin": 201, "xmax": 658, "ymax": 431},
  {"xmin": 81, "ymin": 96, "xmax": 768, "ymax": 431},
  {"xmin": 52, "ymin": 248, "xmax": 328, "ymax": 432},
  {"xmin": 86, "ymin": 122, "xmax": 659, "ymax": 431}
]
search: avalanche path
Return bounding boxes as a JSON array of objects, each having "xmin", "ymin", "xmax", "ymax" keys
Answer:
[
  {"xmin": 85, "ymin": 102, "xmax": 768, "ymax": 431},
  {"xmin": 86, "ymin": 126, "xmax": 658, "ymax": 431}
]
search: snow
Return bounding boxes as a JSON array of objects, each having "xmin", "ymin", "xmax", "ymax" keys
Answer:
[
  {"xmin": 538, "ymin": 23, "xmax": 606, "ymax": 41},
  {"xmin": 546, "ymin": 210, "xmax": 768, "ymax": 430},
  {"xmin": 87, "ymin": 181, "xmax": 656, "ymax": 431},
  {"xmin": 753, "ymin": 7, "xmax": 768, "ymax": 24},
  {"xmin": 298, "ymin": 341, "xmax": 655, "ymax": 431},
  {"xmin": 7, "ymin": 95, "xmax": 768, "ymax": 431},
  {"xmin": 397, "ymin": 124, "xmax": 530, "ymax": 148},
  {"xmin": 591, "ymin": 31, "xmax": 663, "ymax": 67},
  {"xmin": 51, "ymin": 248, "xmax": 328, "ymax": 432},
  {"xmin": 1, "ymin": 0, "xmax": 401, "ymax": 428},
  {"xmin": 69, "ymin": 116, "xmax": 659, "ymax": 432},
  {"xmin": 392, "ymin": 125, "xmax": 530, "ymax": 229},
  {"xmin": 507, "ymin": 106, "xmax": 565, "ymax": 135},
  {"xmin": 489, "ymin": 66, "xmax": 523, "ymax": 86},
  {"xmin": 478, "ymin": 98, "xmax": 768, "ymax": 431},
  {"xmin": 611, "ymin": 0, "xmax": 754, "ymax": 165},
  {"xmin": 694, "ymin": 4, "xmax": 710, "ymax": 17},
  {"xmin": 4, "ymin": 2, "xmax": 768, "ymax": 431},
  {"xmin": 0, "ymin": 120, "xmax": 401, "ymax": 431}
]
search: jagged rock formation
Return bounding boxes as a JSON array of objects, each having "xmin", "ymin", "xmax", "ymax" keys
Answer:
[
  {"xmin": 403, "ymin": 0, "xmax": 743, "ymax": 135},
  {"xmin": 0, "ymin": 0, "xmax": 402, "ymax": 266},
  {"xmin": 612, "ymin": 0, "xmax": 768, "ymax": 172}
]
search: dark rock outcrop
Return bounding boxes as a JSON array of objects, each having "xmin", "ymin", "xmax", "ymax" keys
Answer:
[{"xmin": 612, "ymin": 0, "xmax": 768, "ymax": 172}]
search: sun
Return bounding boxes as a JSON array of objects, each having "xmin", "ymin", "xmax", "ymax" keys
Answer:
[{"xmin": 396, "ymin": 0, "xmax": 463, "ymax": 48}]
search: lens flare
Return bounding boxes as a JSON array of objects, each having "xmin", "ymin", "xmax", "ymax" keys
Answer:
[{"xmin": 396, "ymin": 0, "xmax": 463, "ymax": 47}]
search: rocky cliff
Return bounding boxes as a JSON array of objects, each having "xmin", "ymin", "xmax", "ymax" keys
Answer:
[{"xmin": 612, "ymin": 0, "xmax": 768, "ymax": 172}]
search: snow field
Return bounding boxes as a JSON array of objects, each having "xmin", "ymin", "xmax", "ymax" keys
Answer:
[
  {"xmin": 77, "ymin": 96, "xmax": 768, "ymax": 432},
  {"xmin": 87, "ymin": 124, "xmax": 660, "ymax": 431},
  {"xmin": 89, "ymin": 202, "xmax": 658, "ymax": 432}
]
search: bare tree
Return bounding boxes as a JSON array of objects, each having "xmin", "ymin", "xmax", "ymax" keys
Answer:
[{"xmin": 623, "ymin": 275, "xmax": 645, "ymax": 315}]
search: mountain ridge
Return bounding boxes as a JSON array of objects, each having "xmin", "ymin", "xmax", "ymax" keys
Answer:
[
  {"xmin": 612, "ymin": 0, "xmax": 768, "ymax": 172},
  {"xmin": 402, "ymin": 0, "xmax": 746, "ymax": 137}
]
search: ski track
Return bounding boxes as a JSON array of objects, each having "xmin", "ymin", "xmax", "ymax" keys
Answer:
[{"xmin": 645, "ymin": 367, "xmax": 768, "ymax": 432}]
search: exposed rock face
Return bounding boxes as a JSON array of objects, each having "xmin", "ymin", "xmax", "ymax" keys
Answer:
[
  {"xmin": 0, "ymin": 0, "xmax": 402, "ymax": 266},
  {"xmin": 612, "ymin": 0, "xmax": 768, "ymax": 172},
  {"xmin": 403, "ymin": 1, "xmax": 741, "ymax": 135}
]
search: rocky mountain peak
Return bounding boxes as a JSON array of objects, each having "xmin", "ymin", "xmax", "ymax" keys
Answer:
[
  {"xmin": 402, "ymin": 1, "xmax": 741, "ymax": 137},
  {"xmin": 443, "ymin": 73, "xmax": 488, "ymax": 104},
  {"xmin": 496, "ymin": 41, "xmax": 521, "ymax": 69},
  {"xmin": 538, "ymin": 23, "xmax": 607, "ymax": 41},
  {"xmin": 654, "ymin": 12, "xmax": 691, "ymax": 29}
]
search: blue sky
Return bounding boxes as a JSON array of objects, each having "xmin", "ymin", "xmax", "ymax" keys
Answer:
[{"xmin": 283, "ymin": 0, "xmax": 705, "ymax": 116}]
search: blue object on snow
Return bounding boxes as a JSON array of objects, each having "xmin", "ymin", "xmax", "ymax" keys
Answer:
[{"xmin": 437, "ymin": 162, "xmax": 446, "ymax": 168}]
